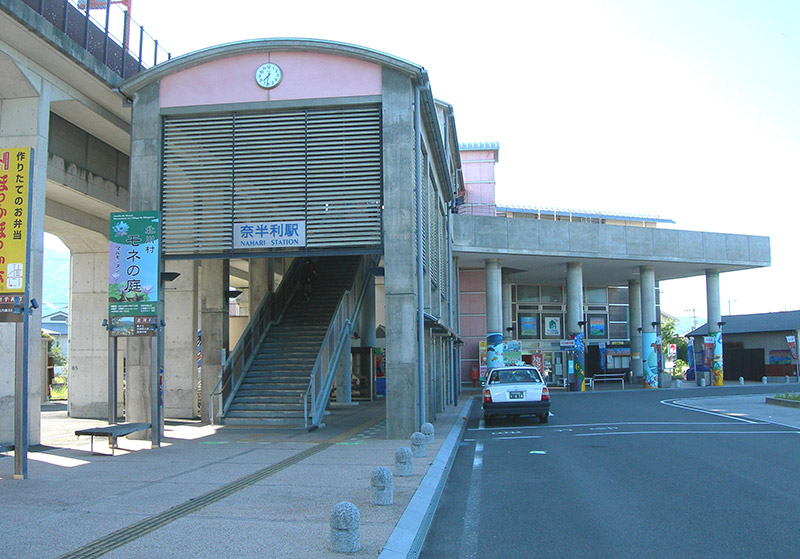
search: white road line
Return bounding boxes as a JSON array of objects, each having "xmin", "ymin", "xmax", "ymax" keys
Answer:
[
  {"xmin": 661, "ymin": 398, "xmax": 759, "ymax": 424},
  {"xmin": 575, "ymin": 430, "xmax": 800, "ymax": 437},
  {"xmin": 458, "ymin": 441, "xmax": 484, "ymax": 559}
]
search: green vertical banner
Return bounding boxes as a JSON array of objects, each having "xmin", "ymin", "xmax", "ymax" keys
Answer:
[
  {"xmin": 571, "ymin": 332, "xmax": 585, "ymax": 391},
  {"xmin": 642, "ymin": 332, "xmax": 658, "ymax": 388},
  {"xmin": 711, "ymin": 331, "xmax": 724, "ymax": 386},
  {"xmin": 108, "ymin": 211, "xmax": 160, "ymax": 336}
]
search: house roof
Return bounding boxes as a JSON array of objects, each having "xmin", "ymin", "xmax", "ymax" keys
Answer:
[{"xmin": 687, "ymin": 310, "xmax": 800, "ymax": 337}]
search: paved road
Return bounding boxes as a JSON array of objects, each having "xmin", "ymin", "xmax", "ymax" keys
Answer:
[{"xmin": 420, "ymin": 386, "xmax": 800, "ymax": 559}]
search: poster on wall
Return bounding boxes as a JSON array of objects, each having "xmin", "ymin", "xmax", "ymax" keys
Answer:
[
  {"xmin": 0, "ymin": 148, "xmax": 33, "ymax": 321},
  {"xmin": 520, "ymin": 315, "xmax": 538, "ymax": 338},
  {"xmin": 108, "ymin": 211, "xmax": 160, "ymax": 336},
  {"xmin": 588, "ymin": 315, "xmax": 606, "ymax": 338},
  {"xmin": 544, "ymin": 316, "xmax": 561, "ymax": 337}
]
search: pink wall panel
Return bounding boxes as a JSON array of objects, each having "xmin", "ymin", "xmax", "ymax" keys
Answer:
[
  {"xmin": 160, "ymin": 52, "xmax": 382, "ymax": 108},
  {"xmin": 459, "ymin": 269, "xmax": 486, "ymax": 292},
  {"xmin": 459, "ymin": 292, "xmax": 486, "ymax": 314},
  {"xmin": 460, "ymin": 315, "xmax": 486, "ymax": 337}
]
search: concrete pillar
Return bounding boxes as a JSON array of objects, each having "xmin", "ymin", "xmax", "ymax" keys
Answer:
[
  {"xmin": 502, "ymin": 271, "xmax": 512, "ymax": 339},
  {"xmin": 248, "ymin": 258, "xmax": 269, "ymax": 313},
  {"xmin": 383, "ymin": 67, "xmax": 419, "ymax": 438},
  {"xmin": 359, "ymin": 274, "xmax": 376, "ymax": 347},
  {"xmin": 485, "ymin": 259, "xmax": 502, "ymax": 334},
  {"xmin": 628, "ymin": 279, "xmax": 643, "ymax": 381},
  {"xmin": 0, "ymin": 78, "xmax": 52, "ymax": 446},
  {"xmin": 566, "ymin": 263, "xmax": 585, "ymax": 390},
  {"xmin": 336, "ymin": 345, "xmax": 352, "ymax": 404},
  {"xmin": 640, "ymin": 266, "xmax": 658, "ymax": 388},
  {"xmin": 67, "ymin": 251, "xmax": 116, "ymax": 419},
  {"xmin": 124, "ymin": 80, "xmax": 161, "ymax": 439},
  {"xmin": 200, "ymin": 259, "xmax": 229, "ymax": 423},
  {"xmin": 163, "ymin": 260, "xmax": 198, "ymax": 419},
  {"xmin": 706, "ymin": 270, "xmax": 724, "ymax": 386}
]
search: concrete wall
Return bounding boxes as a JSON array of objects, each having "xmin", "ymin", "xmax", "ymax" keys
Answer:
[
  {"xmin": 454, "ymin": 215, "xmax": 771, "ymax": 267},
  {"xmin": 382, "ymin": 66, "xmax": 419, "ymax": 439}
]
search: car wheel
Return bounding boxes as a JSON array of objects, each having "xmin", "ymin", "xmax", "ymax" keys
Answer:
[{"xmin": 539, "ymin": 413, "xmax": 549, "ymax": 424}]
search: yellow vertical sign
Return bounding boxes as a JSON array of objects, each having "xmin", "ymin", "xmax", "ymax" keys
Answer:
[{"xmin": 0, "ymin": 148, "xmax": 32, "ymax": 297}]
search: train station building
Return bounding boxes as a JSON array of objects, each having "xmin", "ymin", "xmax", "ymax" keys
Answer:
[{"xmin": 0, "ymin": 2, "xmax": 770, "ymax": 454}]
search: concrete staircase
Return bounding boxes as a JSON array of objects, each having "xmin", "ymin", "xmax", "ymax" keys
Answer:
[{"xmin": 222, "ymin": 256, "xmax": 361, "ymax": 426}]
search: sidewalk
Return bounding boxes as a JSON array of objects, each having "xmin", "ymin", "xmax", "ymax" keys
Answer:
[{"xmin": 1, "ymin": 396, "xmax": 474, "ymax": 559}]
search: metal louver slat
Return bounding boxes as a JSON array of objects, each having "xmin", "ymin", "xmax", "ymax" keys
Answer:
[
  {"xmin": 161, "ymin": 105, "xmax": 381, "ymax": 256},
  {"xmin": 162, "ymin": 116, "xmax": 233, "ymax": 254}
]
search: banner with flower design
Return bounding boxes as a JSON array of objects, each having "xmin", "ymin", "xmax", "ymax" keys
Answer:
[{"xmin": 108, "ymin": 211, "xmax": 159, "ymax": 336}]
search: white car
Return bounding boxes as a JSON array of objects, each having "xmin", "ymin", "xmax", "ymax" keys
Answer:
[{"xmin": 482, "ymin": 366, "xmax": 551, "ymax": 425}]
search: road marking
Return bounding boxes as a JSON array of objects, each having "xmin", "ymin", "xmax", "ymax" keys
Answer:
[
  {"xmin": 575, "ymin": 430, "xmax": 800, "ymax": 437},
  {"xmin": 661, "ymin": 399, "xmax": 759, "ymax": 424},
  {"xmin": 530, "ymin": 450, "xmax": 547, "ymax": 455},
  {"xmin": 458, "ymin": 441, "xmax": 484, "ymax": 559},
  {"xmin": 495, "ymin": 435, "xmax": 542, "ymax": 440}
]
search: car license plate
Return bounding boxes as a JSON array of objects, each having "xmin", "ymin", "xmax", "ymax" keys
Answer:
[{"xmin": 509, "ymin": 391, "xmax": 524, "ymax": 399}]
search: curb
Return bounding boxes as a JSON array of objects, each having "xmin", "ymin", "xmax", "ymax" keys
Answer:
[
  {"xmin": 378, "ymin": 397, "xmax": 475, "ymax": 559},
  {"xmin": 765, "ymin": 396, "xmax": 800, "ymax": 409}
]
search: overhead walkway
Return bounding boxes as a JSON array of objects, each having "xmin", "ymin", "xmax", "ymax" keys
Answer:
[{"xmin": 215, "ymin": 255, "xmax": 370, "ymax": 427}]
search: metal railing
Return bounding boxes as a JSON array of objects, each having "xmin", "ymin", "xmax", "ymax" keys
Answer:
[
  {"xmin": 21, "ymin": 0, "xmax": 171, "ymax": 80},
  {"xmin": 209, "ymin": 258, "xmax": 302, "ymax": 425},
  {"xmin": 303, "ymin": 255, "xmax": 377, "ymax": 429}
]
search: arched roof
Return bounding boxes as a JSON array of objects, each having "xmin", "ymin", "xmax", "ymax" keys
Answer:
[{"xmin": 119, "ymin": 38, "xmax": 427, "ymax": 95}]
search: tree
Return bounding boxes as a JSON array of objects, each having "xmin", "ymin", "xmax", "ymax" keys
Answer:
[{"xmin": 660, "ymin": 316, "xmax": 688, "ymax": 362}]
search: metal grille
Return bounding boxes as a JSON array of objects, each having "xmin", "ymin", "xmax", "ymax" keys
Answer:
[{"xmin": 162, "ymin": 106, "xmax": 382, "ymax": 256}]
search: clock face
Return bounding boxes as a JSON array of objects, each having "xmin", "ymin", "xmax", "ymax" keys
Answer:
[{"xmin": 255, "ymin": 63, "xmax": 282, "ymax": 89}]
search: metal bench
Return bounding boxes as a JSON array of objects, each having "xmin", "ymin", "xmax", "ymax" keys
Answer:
[
  {"xmin": 588, "ymin": 373, "xmax": 626, "ymax": 390},
  {"xmin": 74, "ymin": 423, "xmax": 150, "ymax": 455}
]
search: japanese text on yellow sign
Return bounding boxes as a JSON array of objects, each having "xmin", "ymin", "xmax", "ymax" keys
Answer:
[{"xmin": 0, "ymin": 148, "xmax": 32, "ymax": 294}]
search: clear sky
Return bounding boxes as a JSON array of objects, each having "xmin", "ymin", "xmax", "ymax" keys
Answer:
[{"xmin": 98, "ymin": 0, "xmax": 800, "ymax": 322}]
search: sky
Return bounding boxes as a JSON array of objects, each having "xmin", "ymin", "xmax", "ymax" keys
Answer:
[{"xmin": 48, "ymin": 0, "xmax": 800, "ymax": 325}]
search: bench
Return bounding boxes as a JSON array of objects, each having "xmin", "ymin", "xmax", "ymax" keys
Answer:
[
  {"xmin": 588, "ymin": 372, "xmax": 626, "ymax": 390},
  {"xmin": 74, "ymin": 423, "xmax": 150, "ymax": 455}
]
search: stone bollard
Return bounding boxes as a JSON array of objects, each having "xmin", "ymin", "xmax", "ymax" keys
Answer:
[
  {"xmin": 787, "ymin": 376, "xmax": 791, "ymax": 384},
  {"xmin": 700, "ymin": 377, "xmax": 706, "ymax": 387},
  {"xmin": 395, "ymin": 446, "xmax": 413, "ymax": 477},
  {"xmin": 739, "ymin": 377, "xmax": 745, "ymax": 385},
  {"xmin": 421, "ymin": 422, "xmax": 435, "ymax": 444},
  {"xmin": 411, "ymin": 431, "xmax": 426, "ymax": 457},
  {"xmin": 370, "ymin": 466, "xmax": 394, "ymax": 505},
  {"xmin": 330, "ymin": 501, "xmax": 360, "ymax": 553},
  {"xmin": 762, "ymin": 376, "xmax": 768, "ymax": 385},
  {"xmin": 675, "ymin": 380, "xmax": 682, "ymax": 388}
]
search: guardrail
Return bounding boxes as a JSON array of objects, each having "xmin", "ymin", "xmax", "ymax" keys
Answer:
[
  {"xmin": 303, "ymin": 255, "xmax": 377, "ymax": 429},
  {"xmin": 21, "ymin": 0, "xmax": 171, "ymax": 79},
  {"xmin": 209, "ymin": 258, "xmax": 302, "ymax": 425}
]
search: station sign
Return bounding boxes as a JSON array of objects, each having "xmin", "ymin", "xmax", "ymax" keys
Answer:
[{"xmin": 233, "ymin": 221, "xmax": 306, "ymax": 249}]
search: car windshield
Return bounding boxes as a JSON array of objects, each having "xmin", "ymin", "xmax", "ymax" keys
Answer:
[{"xmin": 489, "ymin": 369, "xmax": 542, "ymax": 384}]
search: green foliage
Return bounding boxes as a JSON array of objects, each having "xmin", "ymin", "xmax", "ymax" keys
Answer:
[
  {"xmin": 661, "ymin": 316, "xmax": 688, "ymax": 361},
  {"xmin": 774, "ymin": 392, "xmax": 800, "ymax": 401},
  {"xmin": 49, "ymin": 339, "xmax": 67, "ymax": 366},
  {"xmin": 50, "ymin": 377, "xmax": 67, "ymax": 400}
]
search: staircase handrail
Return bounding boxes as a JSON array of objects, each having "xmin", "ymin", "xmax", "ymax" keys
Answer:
[
  {"xmin": 209, "ymin": 258, "xmax": 303, "ymax": 424},
  {"xmin": 303, "ymin": 255, "xmax": 378, "ymax": 428}
]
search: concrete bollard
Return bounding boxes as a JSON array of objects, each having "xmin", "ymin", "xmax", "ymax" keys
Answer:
[
  {"xmin": 739, "ymin": 377, "xmax": 745, "ymax": 385},
  {"xmin": 370, "ymin": 466, "xmax": 394, "ymax": 505},
  {"xmin": 763, "ymin": 376, "xmax": 768, "ymax": 384},
  {"xmin": 421, "ymin": 422, "xmax": 435, "ymax": 444},
  {"xmin": 675, "ymin": 380, "xmax": 682, "ymax": 388},
  {"xmin": 700, "ymin": 377, "xmax": 706, "ymax": 387},
  {"xmin": 330, "ymin": 501, "xmax": 360, "ymax": 553},
  {"xmin": 787, "ymin": 376, "xmax": 791, "ymax": 384},
  {"xmin": 411, "ymin": 432, "xmax": 426, "ymax": 457},
  {"xmin": 395, "ymin": 446, "xmax": 413, "ymax": 476}
]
